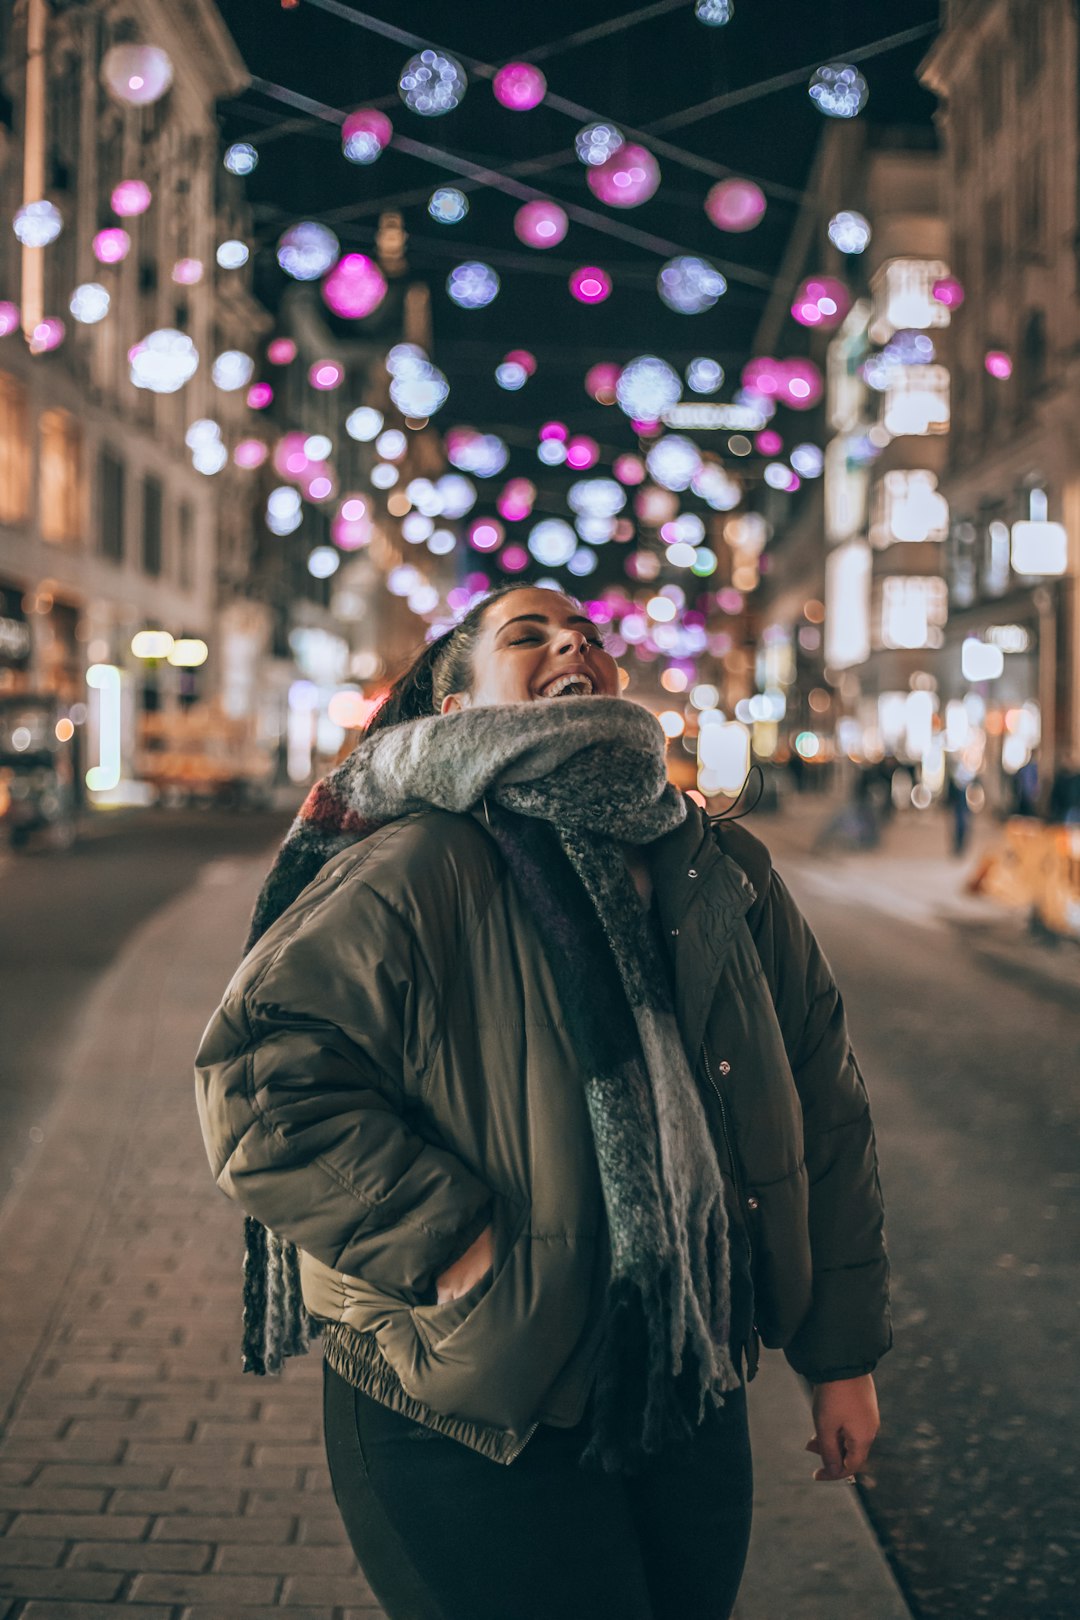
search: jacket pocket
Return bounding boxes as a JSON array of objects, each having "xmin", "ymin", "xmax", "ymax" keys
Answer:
[{"xmin": 410, "ymin": 1195, "xmax": 527, "ymax": 1356}]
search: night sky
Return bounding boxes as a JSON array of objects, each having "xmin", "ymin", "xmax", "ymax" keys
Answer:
[{"xmin": 214, "ymin": 0, "xmax": 941, "ymax": 525}]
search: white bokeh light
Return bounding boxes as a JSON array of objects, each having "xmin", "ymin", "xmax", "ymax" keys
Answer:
[
  {"xmin": 129, "ymin": 329, "xmax": 199, "ymax": 394},
  {"xmin": 575, "ymin": 122, "xmax": 624, "ymax": 167},
  {"xmin": 399, "ymin": 49, "xmax": 467, "ymax": 116},
  {"xmin": 647, "ymin": 436, "xmax": 703, "ymax": 492},
  {"xmin": 224, "ymin": 142, "xmax": 258, "ymax": 176},
  {"xmin": 528, "ymin": 519, "xmax": 577, "ymax": 567},
  {"xmin": 346, "ymin": 406, "xmax": 384, "ymax": 442},
  {"xmin": 211, "ymin": 350, "xmax": 254, "ymax": 391},
  {"xmin": 495, "ymin": 361, "xmax": 529, "ymax": 391},
  {"xmin": 695, "ymin": 0, "xmax": 733, "ymax": 23},
  {"xmin": 216, "ymin": 239, "xmax": 249, "ymax": 269},
  {"xmin": 193, "ymin": 440, "xmax": 228, "ymax": 476},
  {"xmin": 307, "ymin": 546, "xmax": 340, "ymax": 579},
  {"xmin": 429, "ymin": 187, "xmax": 469, "ymax": 224},
  {"xmin": 616, "ymin": 355, "xmax": 682, "ymax": 420},
  {"xmin": 14, "ymin": 200, "xmax": 62, "ymax": 247},
  {"xmin": 687, "ymin": 357, "xmax": 724, "ymax": 394},
  {"xmin": 69, "ymin": 283, "xmax": 110, "ymax": 324},
  {"xmin": 447, "ymin": 261, "xmax": 500, "ymax": 309},
  {"xmin": 435, "ymin": 473, "xmax": 477, "ymax": 518},
  {"xmin": 277, "ymin": 221, "xmax": 339, "ymax": 281},
  {"xmin": 809, "ymin": 63, "xmax": 869, "ymax": 119},
  {"xmin": 828, "ymin": 210, "xmax": 872, "ymax": 254},
  {"xmin": 657, "ymin": 256, "xmax": 727, "ymax": 315}
]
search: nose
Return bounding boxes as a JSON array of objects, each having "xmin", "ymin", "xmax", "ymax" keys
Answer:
[{"xmin": 556, "ymin": 629, "xmax": 591, "ymax": 656}]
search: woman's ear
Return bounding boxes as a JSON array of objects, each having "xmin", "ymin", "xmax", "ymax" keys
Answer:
[{"xmin": 440, "ymin": 691, "xmax": 469, "ymax": 715}]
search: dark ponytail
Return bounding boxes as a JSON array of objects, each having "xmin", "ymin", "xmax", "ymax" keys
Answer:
[{"xmin": 365, "ymin": 583, "xmax": 534, "ymax": 738}]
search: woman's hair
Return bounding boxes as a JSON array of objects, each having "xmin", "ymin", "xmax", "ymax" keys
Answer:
[{"xmin": 365, "ymin": 583, "xmax": 536, "ymax": 738}]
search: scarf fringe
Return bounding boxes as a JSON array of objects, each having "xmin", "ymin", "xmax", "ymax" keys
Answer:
[{"xmin": 241, "ymin": 1217, "xmax": 319, "ymax": 1376}]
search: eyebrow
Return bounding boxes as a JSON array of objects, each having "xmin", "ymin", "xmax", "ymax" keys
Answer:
[{"xmin": 495, "ymin": 613, "xmax": 594, "ymax": 635}]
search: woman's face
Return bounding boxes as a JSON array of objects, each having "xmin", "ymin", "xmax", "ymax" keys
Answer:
[{"xmin": 440, "ymin": 588, "xmax": 621, "ymax": 713}]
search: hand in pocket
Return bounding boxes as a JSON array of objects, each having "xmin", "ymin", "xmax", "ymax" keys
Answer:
[{"xmin": 434, "ymin": 1224, "xmax": 494, "ymax": 1304}]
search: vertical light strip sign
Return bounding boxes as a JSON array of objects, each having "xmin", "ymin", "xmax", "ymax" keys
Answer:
[
  {"xmin": 86, "ymin": 664, "xmax": 122, "ymax": 791},
  {"xmin": 21, "ymin": 0, "xmax": 47, "ymax": 341}
]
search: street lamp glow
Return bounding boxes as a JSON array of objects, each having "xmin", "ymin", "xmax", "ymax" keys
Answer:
[
  {"xmin": 85, "ymin": 664, "xmax": 122, "ymax": 792},
  {"xmin": 131, "ymin": 630, "xmax": 175, "ymax": 659},
  {"xmin": 167, "ymin": 639, "xmax": 209, "ymax": 667}
]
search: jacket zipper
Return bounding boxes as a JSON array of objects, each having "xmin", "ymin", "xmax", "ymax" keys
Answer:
[
  {"xmin": 504, "ymin": 1421, "xmax": 539, "ymax": 1464},
  {"xmin": 702, "ymin": 1045, "xmax": 747, "ymax": 1214}
]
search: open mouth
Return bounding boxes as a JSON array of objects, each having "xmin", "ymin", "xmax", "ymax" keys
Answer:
[{"xmin": 538, "ymin": 673, "xmax": 595, "ymax": 698}]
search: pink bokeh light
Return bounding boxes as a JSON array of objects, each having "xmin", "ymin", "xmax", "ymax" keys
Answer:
[
  {"xmin": 778, "ymin": 357, "xmax": 823, "ymax": 410},
  {"xmin": 587, "ymin": 144, "xmax": 660, "ymax": 209},
  {"xmin": 273, "ymin": 432, "xmax": 310, "ymax": 480},
  {"xmin": 111, "ymin": 179, "xmax": 152, "ymax": 217},
  {"xmin": 246, "ymin": 382, "xmax": 274, "ymax": 409},
  {"xmin": 171, "ymin": 258, "xmax": 203, "ymax": 285},
  {"xmin": 514, "ymin": 200, "xmax": 568, "ymax": 249},
  {"xmin": 755, "ymin": 429, "xmax": 783, "ymax": 455},
  {"xmin": 932, "ymin": 275, "xmax": 965, "ymax": 309},
  {"xmin": 0, "ymin": 301, "xmax": 20, "ymax": 337},
  {"xmin": 565, "ymin": 435, "xmax": 599, "ymax": 470},
  {"xmin": 492, "ymin": 62, "xmax": 546, "ymax": 111},
  {"xmin": 498, "ymin": 545, "xmax": 531, "ymax": 573},
  {"xmin": 233, "ymin": 439, "xmax": 269, "ymax": 470},
  {"xmin": 791, "ymin": 275, "xmax": 851, "ymax": 330},
  {"xmin": 341, "ymin": 108, "xmax": 392, "ymax": 161},
  {"xmin": 30, "ymin": 317, "xmax": 65, "ymax": 354},
  {"xmin": 497, "ymin": 478, "xmax": 537, "ymax": 522},
  {"xmin": 92, "ymin": 228, "xmax": 131, "ymax": 265},
  {"xmin": 585, "ymin": 361, "xmax": 621, "ymax": 403},
  {"xmin": 469, "ymin": 518, "xmax": 505, "ymax": 552},
  {"xmin": 985, "ymin": 349, "xmax": 1013, "ymax": 380},
  {"xmin": 614, "ymin": 454, "xmax": 646, "ymax": 485},
  {"xmin": 309, "ymin": 359, "xmax": 344, "ymax": 391},
  {"xmin": 569, "ymin": 266, "xmax": 612, "ymax": 304},
  {"xmin": 267, "ymin": 337, "xmax": 297, "ymax": 365},
  {"xmin": 741, "ymin": 356, "xmax": 785, "ymax": 397},
  {"xmin": 705, "ymin": 179, "xmax": 767, "ymax": 233},
  {"xmin": 321, "ymin": 254, "xmax": 387, "ymax": 319},
  {"xmin": 539, "ymin": 420, "xmax": 568, "ymax": 442},
  {"xmin": 504, "ymin": 348, "xmax": 537, "ymax": 375}
]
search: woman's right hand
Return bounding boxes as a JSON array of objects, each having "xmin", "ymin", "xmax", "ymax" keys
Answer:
[{"xmin": 435, "ymin": 1224, "xmax": 494, "ymax": 1304}]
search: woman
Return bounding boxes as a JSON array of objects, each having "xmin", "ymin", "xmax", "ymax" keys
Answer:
[{"xmin": 196, "ymin": 584, "xmax": 890, "ymax": 1620}]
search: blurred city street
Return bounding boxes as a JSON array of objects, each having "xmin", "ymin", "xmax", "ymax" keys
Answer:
[
  {"xmin": 3, "ymin": 0, "xmax": 1080, "ymax": 1614},
  {"xmin": 1, "ymin": 795, "xmax": 1078, "ymax": 1618}
]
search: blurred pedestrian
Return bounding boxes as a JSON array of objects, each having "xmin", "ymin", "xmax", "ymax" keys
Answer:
[
  {"xmin": 196, "ymin": 585, "xmax": 889, "ymax": 1620},
  {"xmin": 946, "ymin": 767, "xmax": 974, "ymax": 857},
  {"xmin": 1048, "ymin": 756, "xmax": 1080, "ymax": 824}
]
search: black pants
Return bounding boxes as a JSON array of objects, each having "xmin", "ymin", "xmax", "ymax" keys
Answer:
[{"xmin": 323, "ymin": 1360, "xmax": 753, "ymax": 1620}]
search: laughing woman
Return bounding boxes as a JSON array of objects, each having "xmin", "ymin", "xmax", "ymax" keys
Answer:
[{"xmin": 195, "ymin": 584, "xmax": 890, "ymax": 1620}]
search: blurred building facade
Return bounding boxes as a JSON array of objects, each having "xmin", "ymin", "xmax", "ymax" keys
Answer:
[
  {"xmin": 921, "ymin": 0, "xmax": 1080, "ymax": 806},
  {"xmin": 0, "ymin": 0, "xmax": 267, "ymax": 798},
  {"xmin": 748, "ymin": 119, "xmax": 954, "ymax": 792}
]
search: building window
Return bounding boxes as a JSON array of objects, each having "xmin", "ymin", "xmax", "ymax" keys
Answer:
[
  {"xmin": 39, "ymin": 409, "xmax": 83, "ymax": 543},
  {"xmin": 0, "ymin": 371, "xmax": 31, "ymax": 525},
  {"xmin": 982, "ymin": 45, "xmax": 1003, "ymax": 135},
  {"xmin": 99, "ymin": 448, "xmax": 125, "ymax": 562},
  {"xmin": 1020, "ymin": 309, "xmax": 1047, "ymax": 396},
  {"xmin": 984, "ymin": 194, "xmax": 1005, "ymax": 284},
  {"xmin": 1019, "ymin": 149, "xmax": 1044, "ymax": 256},
  {"xmin": 875, "ymin": 576, "xmax": 948, "ymax": 651},
  {"xmin": 1016, "ymin": 0, "xmax": 1043, "ymax": 87},
  {"xmin": 177, "ymin": 501, "xmax": 195, "ymax": 591},
  {"xmin": 882, "ymin": 365, "xmax": 951, "ymax": 436},
  {"xmin": 871, "ymin": 470, "xmax": 950, "ymax": 547},
  {"xmin": 142, "ymin": 476, "xmax": 163, "ymax": 577},
  {"xmin": 869, "ymin": 259, "xmax": 952, "ymax": 344}
]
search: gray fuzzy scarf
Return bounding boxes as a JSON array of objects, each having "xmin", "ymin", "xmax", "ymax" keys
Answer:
[{"xmin": 242, "ymin": 697, "xmax": 739, "ymax": 1470}]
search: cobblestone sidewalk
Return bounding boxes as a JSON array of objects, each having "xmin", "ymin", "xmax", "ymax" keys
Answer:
[{"xmin": 0, "ymin": 847, "xmax": 910, "ymax": 1620}]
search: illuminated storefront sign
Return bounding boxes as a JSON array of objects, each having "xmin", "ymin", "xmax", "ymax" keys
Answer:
[
  {"xmin": 825, "ymin": 540, "xmax": 872, "ymax": 668},
  {"xmin": 660, "ymin": 402, "xmax": 768, "ymax": 431},
  {"xmin": 876, "ymin": 575, "xmax": 948, "ymax": 650}
]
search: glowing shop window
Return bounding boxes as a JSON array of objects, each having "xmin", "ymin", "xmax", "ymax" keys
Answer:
[
  {"xmin": 870, "ymin": 259, "xmax": 951, "ymax": 343},
  {"xmin": 882, "ymin": 366, "xmax": 950, "ymax": 437},
  {"xmin": 826, "ymin": 302, "xmax": 870, "ymax": 433},
  {"xmin": 39, "ymin": 409, "xmax": 84, "ymax": 543},
  {"xmin": 877, "ymin": 575, "xmax": 948, "ymax": 650},
  {"xmin": 871, "ymin": 470, "xmax": 949, "ymax": 547},
  {"xmin": 825, "ymin": 540, "xmax": 872, "ymax": 669},
  {"xmin": 0, "ymin": 371, "xmax": 32, "ymax": 525},
  {"xmin": 824, "ymin": 435, "xmax": 869, "ymax": 543}
]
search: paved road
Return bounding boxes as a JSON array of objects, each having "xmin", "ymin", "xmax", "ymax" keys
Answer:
[
  {"xmin": 0, "ymin": 807, "xmax": 292, "ymax": 1211},
  {"xmin": 757, "ymin": 815, "xmax": 1080, "ymax": 1620}
]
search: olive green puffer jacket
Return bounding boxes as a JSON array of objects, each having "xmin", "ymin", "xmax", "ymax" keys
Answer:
[{"xmin": 195, "ymin": 799, "xmax": 890, "ymax": 1464}]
